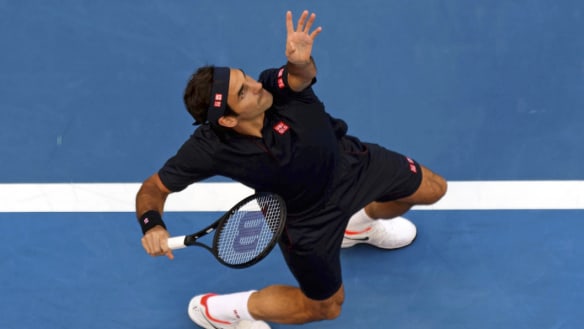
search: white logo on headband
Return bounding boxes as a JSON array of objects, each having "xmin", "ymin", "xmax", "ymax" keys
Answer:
[{"xmin": 213, "ymin": 93, "xmax": 223, "ymax": 108}]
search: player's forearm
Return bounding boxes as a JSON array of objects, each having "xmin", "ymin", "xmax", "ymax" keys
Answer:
[
  {"xmin": 286, "ymin": 56, "xmax": 316, "ymax": 92},
  {"xmin": 135, "ymin": 173, "xmax": 169, "ymax": 217}
]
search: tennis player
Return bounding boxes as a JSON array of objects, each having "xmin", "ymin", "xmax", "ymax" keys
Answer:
[{"xmin": 136, "ymin": 10, "xmax": 447, "ymax": 329}]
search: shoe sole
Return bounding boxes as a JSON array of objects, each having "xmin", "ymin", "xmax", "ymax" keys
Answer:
[{"xmin": 341, "ymin": 233, "xmax": 417, "ymax": 249}]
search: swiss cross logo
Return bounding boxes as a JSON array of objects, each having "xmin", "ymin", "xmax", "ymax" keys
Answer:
[
  {"xmin": 213, "ymin": 93, "xmax": 223, "ymax": 108},
  {"xmin": 273, "ymin": 121, "xmax": 289, "ymax": 135},
  {"xmin": 406, "ymin": 157, "xmax": 417, "ymax": 173}
]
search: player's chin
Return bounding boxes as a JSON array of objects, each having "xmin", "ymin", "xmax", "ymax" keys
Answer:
[{"xmin": 261, "ymin": 90, "xmax": 273, "ymax": 107}]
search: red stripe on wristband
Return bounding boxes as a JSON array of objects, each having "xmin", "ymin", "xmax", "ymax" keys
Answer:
[{"xmin": 138, "ymin": 210, "xmax": 166, "ymax": 235}]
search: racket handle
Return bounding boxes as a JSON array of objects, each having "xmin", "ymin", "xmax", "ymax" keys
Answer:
[{"xmin": 167, "ymin": 236, "xmax": 187, "ymax": 250}]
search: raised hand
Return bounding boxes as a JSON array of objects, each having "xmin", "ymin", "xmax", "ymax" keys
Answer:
[{"xmin": 285, "ymin": 10, "xmax": 322, "ymax": 65}]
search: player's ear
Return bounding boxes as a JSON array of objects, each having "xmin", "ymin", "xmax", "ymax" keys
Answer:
[{"xmin": 218, "ymin": 115, "xmax": 237, "ymax": 128}]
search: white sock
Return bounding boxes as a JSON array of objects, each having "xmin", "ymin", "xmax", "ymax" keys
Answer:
[
  {"xmin": 206, "ymin": 290, "xmax": 256, "ymax": 322},
  {"xmin": 346, "ymin": 208, "xmax": 375, "ymax": 231}
]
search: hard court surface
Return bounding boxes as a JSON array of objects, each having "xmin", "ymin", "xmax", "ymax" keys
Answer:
[{"xmin": 1, "ymin": 1, "xmax": 583, "ymax": 328}]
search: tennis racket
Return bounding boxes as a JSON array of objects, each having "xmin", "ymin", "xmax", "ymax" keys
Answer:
[{"xmin": 166, "ymin": 192, "xmax": 286, "ymax": 268}]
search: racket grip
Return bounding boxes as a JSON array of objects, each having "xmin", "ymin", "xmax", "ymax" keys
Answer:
[{"xmin": 167, "ymin": 236, "xmax": 187, "ymax": 250}]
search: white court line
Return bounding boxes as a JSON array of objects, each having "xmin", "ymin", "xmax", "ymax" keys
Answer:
[{"xmin": 0, "ymin": 181, "xmax": 583, "ymax": 212}]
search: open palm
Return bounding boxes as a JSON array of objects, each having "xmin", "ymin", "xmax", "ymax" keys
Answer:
[{"xmin": 285, "ymin": 11, "xmax": 322, "ymax": 64}]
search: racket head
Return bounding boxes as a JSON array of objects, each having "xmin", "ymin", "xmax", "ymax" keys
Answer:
[{"xmin": 212, "ymin": 192, "xmax": 286, "ymax": 268}]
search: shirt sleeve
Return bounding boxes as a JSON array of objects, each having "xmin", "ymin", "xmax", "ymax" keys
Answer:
[
  {"xmin": 157, "ymin": 129, "xmax": 216, "ymax": 192},
  {"xmin": 259, "ymin": 67, "xmax": 319, "ymax": 104}
]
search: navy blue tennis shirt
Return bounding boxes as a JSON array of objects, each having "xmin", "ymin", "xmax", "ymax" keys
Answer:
[{"xmin": 158, "ymin": 67, "xmax": 351, "ymax": 215}]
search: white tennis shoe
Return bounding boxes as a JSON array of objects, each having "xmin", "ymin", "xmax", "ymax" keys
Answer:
[
  {"xmin": 188, "ymin": 294, "xmax": 271, "ymax": 329},
  {"xmin": 341, "ymin": 216, "xmax": 417, "ymax": 249}
]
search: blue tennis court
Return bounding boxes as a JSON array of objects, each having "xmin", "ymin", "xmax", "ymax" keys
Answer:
[{"xmin": 1, "ymin": 1, "xmax": 583, "ymax": 328}]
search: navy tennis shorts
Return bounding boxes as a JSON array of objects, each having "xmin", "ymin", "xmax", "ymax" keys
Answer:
[{"xmin": 278, "ymin": 138, "xmax": 423, "ymax": 300}]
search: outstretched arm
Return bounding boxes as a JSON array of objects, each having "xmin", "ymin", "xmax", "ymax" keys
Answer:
[{"xmin": 285, "ymin": 10, "xmax": 322, "ymax": 91}]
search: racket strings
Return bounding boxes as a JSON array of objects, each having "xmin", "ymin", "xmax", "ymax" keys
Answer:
[{"xmin": 215, "ymin": 195, "xmax": 283, "ymax": 266}]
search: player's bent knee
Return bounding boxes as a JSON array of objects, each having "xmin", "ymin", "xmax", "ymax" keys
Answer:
[
  {"xmin": 310, "ymin": 287, "xmax": 344, "ymax": 321},
  {"xmin": 433, "ymin": 175, "xmax": 448, "ymax": 201},
  {"xmin": 419, "ymin": 166, "xmax": 448, "ymax": 204},
  {"xmin": 310, "ymin": 297, "xmax": 343, "ymax": 321}
]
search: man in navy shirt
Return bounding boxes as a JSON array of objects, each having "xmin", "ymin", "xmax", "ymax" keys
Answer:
[{"xmin": 136, "ymin": 10, "xmax": 446, "ymax": 329}]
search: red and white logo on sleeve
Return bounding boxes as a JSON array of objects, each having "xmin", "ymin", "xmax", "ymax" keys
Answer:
[
  {"xmin": 273, "ymin": 120, "xmax": 289, "ymax": 135},
  {"xmin": 277, "ymin": 68, "xmax": 285, "ymax": 89},
  {"xmin": 406, "ymin": 157, "xmax": 417, "ymax": 173}
]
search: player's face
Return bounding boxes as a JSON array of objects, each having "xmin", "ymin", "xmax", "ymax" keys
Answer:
[{"xmin": 226, "ymin": 69, "xmax": 273, "ymax": 121}]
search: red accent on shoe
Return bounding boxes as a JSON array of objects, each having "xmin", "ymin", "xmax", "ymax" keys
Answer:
[
  {"xmin": 201, "ymin": 294, "xmax": 231, "ymax": 325},
  {"xmin": 345, "ymin": 226, "xmax": 373, "ymax": 235}
]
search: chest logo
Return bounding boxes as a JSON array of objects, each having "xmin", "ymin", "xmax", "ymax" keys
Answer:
[{"xmin": 273, "ymin": 121, "xmax": 290, "ymax": 135}]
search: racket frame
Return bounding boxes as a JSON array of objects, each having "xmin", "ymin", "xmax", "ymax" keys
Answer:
[{"xmin": 167, "ymin": 192, "xmax": 286, "ymax": 269}]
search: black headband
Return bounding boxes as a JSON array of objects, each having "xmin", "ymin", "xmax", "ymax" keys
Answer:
[{"xmin": 207, "ymin": 67, "xmax": 231, "ymax": 126}]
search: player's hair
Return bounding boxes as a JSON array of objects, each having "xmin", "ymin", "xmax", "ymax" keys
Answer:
[
  {"xmin": 183, "ymin": 66, "xmax": 212, "ymax": 125},
  {"xmin": 183, "ymin": 66, "xmax": 237, "ymax": 125}
]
